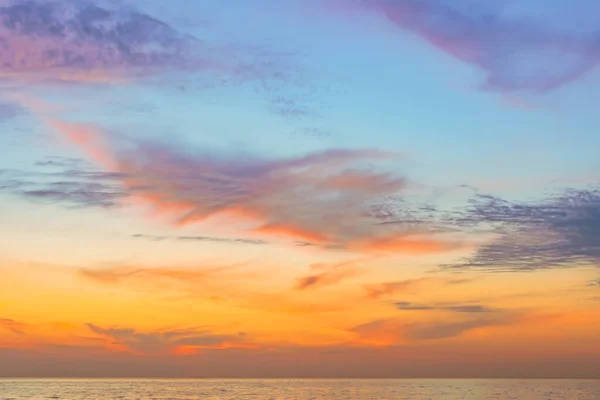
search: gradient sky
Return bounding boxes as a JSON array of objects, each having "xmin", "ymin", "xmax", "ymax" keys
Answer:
[{"xmin": 0, "ymin": 0, "xmax": 599, "ymax": 378}]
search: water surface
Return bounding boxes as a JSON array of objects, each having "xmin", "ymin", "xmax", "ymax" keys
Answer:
[{"xmin": 1, "ymin": 379, "xmax": 598, "ymax": 399}]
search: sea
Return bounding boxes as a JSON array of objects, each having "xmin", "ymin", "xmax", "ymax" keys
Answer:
[{"xmin": 0, "ymin": 379, "xmax": 599, "ymax": 399}]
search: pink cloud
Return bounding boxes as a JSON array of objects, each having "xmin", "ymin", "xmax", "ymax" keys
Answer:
[{"xmin": 33, "ymin": 114, "xmax": 463, "ymax": 253}]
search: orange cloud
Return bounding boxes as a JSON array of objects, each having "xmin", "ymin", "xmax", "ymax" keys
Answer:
[
  {"xmin": 78, "ymin": 264, "xmax": 253, "ymax": 297},
  {"xmin": 364, "ymin": 278, "xmax": 437, "ymax": 300},
  {"xmin": 252, "ymin": 224, "xmax": 329, "ymax": 244},
  {"xmin": 0, "ymin": 318, "xmax": 29, "ymax": 336},
  {"xmin": 351, "ymin": 234, "xmax": 465, "ymax": 254},
  {"xmin": 295, "ymin": 259, "xmax": 367, "ymax": 290},
  {"xmin": 86, "ymin": 324, "xmax": 249, "ymax": 355}
]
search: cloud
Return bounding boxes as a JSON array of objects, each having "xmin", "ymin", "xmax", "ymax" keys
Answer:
[
  {"xmin": 446, "ymin": 189, "xmax": 600, "ymax": 271},
  {"xmin": 363, "ymin": 276, "xmax": 469, "ymax": 299},
  {"xmin": 133, "ymin": 233, "xmax": 313, "ymax": 248},
  {"xmin": 26, "ymin": 115, "xmax": 463, "ymax": 253},
  {"xmin": 353, "ymin": 0, "xmax": 600, "ymax": 92},
  {"xmin": 87, "ymin": 324, "xmax": 245, "ymax": 354},
  {"xmin": 395, "ymin": 301, "xmax": 496, "ymax": 313},
  {"xmin": 0, "ymin": 0, "xmax": 296, "ymax": 89},
  {"xmin": 0, "ymin": 0, "xmax": 198, "ymax": 81},
  {"xmin": 295, "ymin": 258, "xmax": 365, "ymax": 290},
  {"xmin": 79, "ymin": 265, "xmax": 240, "ymax": 286},
  {"xmin": 352, "ymin": 311, "xmax": 516, "ymax": 342},
  {"xmin": 33, "ymin": 156, "xmax": 89, "ymax": 168},
  {"xmin": 0, "ymin": 102, "xmax": 22, "ymax": 120},
  {"xmin": 364, "ymin": 278, "xmax": 433, "ymax": 299},
  {"xmin": 0, "ymin": 318, "xmax": 28, "ymax": 335},
  {"xmin": 402, "ymin": 314, "xmax": 514, "ymax": 340},
  {"xmin": 131, "ymin": 233, "xmax": 269, "ymax": 246},
  {"xmin": 0, "ymin": 160, "xmax": 127, "ymax": 208}
]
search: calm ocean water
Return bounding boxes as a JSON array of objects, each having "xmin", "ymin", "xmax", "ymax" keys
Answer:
[{"xmin": 0, "ymin": 379, "xmax": 598, "ymax": 399}]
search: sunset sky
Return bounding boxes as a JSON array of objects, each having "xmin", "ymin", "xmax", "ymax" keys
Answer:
[{"xmin": 0, "ymin": 0, "xmax": 599, "ymax": 378}]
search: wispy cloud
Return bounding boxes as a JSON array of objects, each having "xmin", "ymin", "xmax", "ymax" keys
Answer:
[
  {"xmin": 0, "ymin": 102, "xmax": 22, "ymax": 121},
  {"xmin": 20, "ymin": 114, "xmax": 464, "ymax": 253},
  {"xmin": 363, "ymin": 278, "xmax": 433, "ymax": 300},
  {"xmin": 131, "ymin": 233, "xmax": 269, "ymax": 246},
  {"xmin": 363, "ymin": 276, "xmax": 469, "ymax": 300},
  {"xmin": 79, "ymin": 264, "xmax": 243, "ymax": 286},
  {"xmin": 0, "ymin": 318, "xmax": 29, "ymax": 336},
  {"xmin": 295, "ymin": 258, "xmax": 365, "ymax": 290},
  {"xmin": 0, "ymin": 160, "xmax": 126, "ymax": 208},
  {"xmin": 0, "ymin": 0, "xmax": 297, "ymax": 92},
  {"xmin": 78, "ymin": 261, "xmax": 360, "ymax": 316},
  {"xmin": 343, "ymin": 0, "xmax": 600, "ymax": 92},
  {"xmin": 352, "ymin": 310, "xmax": 517, "ymax": 342},
  {"xmin": 446, "ymin": 189, "xmax": 600, "ymax": 271},
  {"xmin": 395, "ymin": 301, "xmax": 497, "ymax": 313},
  {"xmin": 402, "ymin": 314, "xmax": 515, "ymax": 340},
  {"xmin": 87, "ymin": 324, "xmax": 247, "ymax": 355}
]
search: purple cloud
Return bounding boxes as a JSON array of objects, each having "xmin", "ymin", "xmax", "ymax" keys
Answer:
[
  {"xmin": 0, "ymin": 0, "xmax": 199, "ymax": 80},
  {"xmin": 352, "ymin": 0, "xmax": 600, "ymax": 92}
]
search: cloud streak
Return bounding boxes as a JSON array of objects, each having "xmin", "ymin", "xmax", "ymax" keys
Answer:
[
  {"xmin": 79, "ymin": 264, "xmax": 243, "ymax": 286},
  {"xmin": 87, "ymin": 324, "xmax": 246, "ymax": 355},
  {"xmin": 131, "ymin": 233, "xmax": 269, "ymax": 246},
  {"xmin": 0, "ymin": 160, "xmax": 127, "ymax": 208},
  {"xmin": 0, "ymin": 318, "xmax": 28, "ymax": 336},
  {"xmin": 352, "ymin": 310, "xmax": 517, "ymax": 342},
  {"xmin": 295, "ymin": 258, "xmax": 365, "ymax": 290},
  {"xmin": 395, "ymin": 301, "xmax": 496, "ymax": 313},
  {"xmin": 364, "ymin": 276, "xmax": 469, "ymax": 299}
]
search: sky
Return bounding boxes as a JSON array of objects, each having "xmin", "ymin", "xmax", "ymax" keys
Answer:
[{"xmin": 0, "ymin": 0, "xmax": 599, "ymax": 378}]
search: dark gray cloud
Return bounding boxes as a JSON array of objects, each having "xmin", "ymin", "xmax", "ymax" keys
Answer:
[
  {"xmin": 395, "ymin": 301, "xmax": 496, "ymax": 313},
  {"xmin": 446, "ymin": 189, "xmax": 600, "ymax": 271}
]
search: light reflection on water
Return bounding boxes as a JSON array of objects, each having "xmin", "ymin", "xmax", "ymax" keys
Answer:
[{"xmin": 0, "ymin": 379, "xmax": 598, "ymax": 399}]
